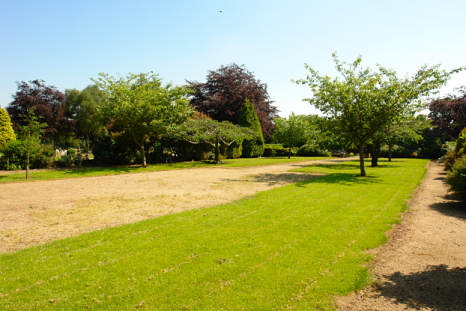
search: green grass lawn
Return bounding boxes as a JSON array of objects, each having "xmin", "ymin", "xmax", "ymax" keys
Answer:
[
  {"xmin": 0, "ymin": 156, "xmax": 328, "ymax": 183},
  {"xmin": 0, "ymin": 159, "xmax": 428, "ymax": 310}
]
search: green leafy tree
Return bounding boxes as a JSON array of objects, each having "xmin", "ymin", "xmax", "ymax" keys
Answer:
[
  {"xmin": 17, "ymin": 109, "xmax": 46, "ymax": 179},
  {"xmin": 238, "ymin": 99, "xmax": 264, "ymax": 157},
  {"xmin": 173, "ymin": 118, "xmax": 253, "ymax": 164},
  {"xmin": 0, "ymin": 108, "xmax": 16, "ymax": 150},
  {"xmin": 297, "ymin": 53, "xmax": 460, "ymax": 176},
  {"xmin": 272, "ymin": 113, "xmax": 307, "ymax": 158},
  {"xmin": 94, "ymin": 72, "xmax": 193, "ymax": 167},
  {"xmin": 65, "ymin": 85, "xmax": 106, "ymax": 152}
]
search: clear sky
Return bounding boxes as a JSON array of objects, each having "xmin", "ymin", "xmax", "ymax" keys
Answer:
[{"xmin": 1, "ymin": 0, "xmax": 465, "ymax": 116}]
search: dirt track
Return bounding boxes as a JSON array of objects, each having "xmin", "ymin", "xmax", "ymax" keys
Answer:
[
  {"xmin": 337, "ymin": 161, "xmax": 466, "ymax": 311},
  {"xmin": 0, "ymin": 158, "xmax": 348, "ymax": 253}
]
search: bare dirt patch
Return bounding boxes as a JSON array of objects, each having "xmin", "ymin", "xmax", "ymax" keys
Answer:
[
  {"xmin": 336, "ymin": 161, "xmax": 466, "ymax": 311},
  {"xmin": 0, "ymin": 158, "xmax": 346, "ymax": 253}
]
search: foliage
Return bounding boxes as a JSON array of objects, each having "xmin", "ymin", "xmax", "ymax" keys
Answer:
[
  {"xmin": 172, "ymin": 118, "xmax": 253, "ymax": 163},
  {"xmin": 296, "ymin": 144, "xmax": 330, "ymax": 157},
  {"xmin": 0, "ymin": 108, "xmax": 16, "ymax": 150},
  {"xmin": 188, "ymin": 64, "xmax": 278, "ymax": 139},
  {"xmin": 94, "ymin": 72, "xmax": 193, "ymax": 167},
  {"xmin": 0, "ymin": 159, "xmax": 427, "ymax": 310},
  {"xmin": 297, "ymin": 53, "xmax": 459, "ymax": 176},
  {"xmin": 7, "ymin": 80, "xmax": 73, "ymax": 145},
  {"xmin": 65, "ymin": 85, "xmax": 106, "ymax": 150},
  {"xmin": 0, "ymin": 139, "xmax": 54, "ymax": 170},
  {"xmin": 263, "ymin": 144, "xmax": 297, "ymax": 157},
  {"xmin": 429, "ymin": 92, "xmax": 466, "ymax": 141},
  {"xmin": 446, "ymin": 156, "xmax": 466, "ymax": 198},
  {"xmin": 238, "ymin": 99, "xmax": 264, "ymax": 157},
  {"xmin": 272, "ymin": 113, "xmax": 307, "ymax": 157}
]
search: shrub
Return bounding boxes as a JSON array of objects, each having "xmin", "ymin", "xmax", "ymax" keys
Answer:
[
  {"xmin": 55, "ymin": 149, "xmax": 84, "ymax": 168},
  {"xmin": 446, "ymin": 156, "xmax": 466, "ymax": 198},
  {"xmin": 0, "ymin": 140, "xmax": 54, "ymax": 170},
  {"xmin": 0, "ymin": 108, "xmax": 16, "ymax": 150},
  {"xmin": 263, "ymin": 144, "xmax": 297, "ymax": 157},
  {"xmin": 380, "ymin": 144, "xmax": 417, "ymax": 158},
  {"xmin": 297, "ymin": 144, "xmax": 329, "ymax": 157}
]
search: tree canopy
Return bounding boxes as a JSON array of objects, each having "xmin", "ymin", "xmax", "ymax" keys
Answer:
[
  {"xmin": 172, "ymin": 118, "xmax": 253, "ymax": 163},
  {"xmin": 94, "ymin": 72, "xmax": 193, "ymax": 167},
  {"xmin": 188, "ymin": 64, "xmax": 278, "ymax": 139},
  {"xmin": 428, "ymin": 91, "xmax": 466, "ymax": 141},
  {"xmin": 7, "ymin": 80, "xmax": 72, "ymax": 145},
  {"xmin": 297, "ymin": 53, "xmax": 459, "ymax": 176}
]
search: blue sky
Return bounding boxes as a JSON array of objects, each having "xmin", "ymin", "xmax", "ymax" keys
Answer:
[{"xmin": 1, "ymin": 0, "xmax": 465, "ymax": 116}]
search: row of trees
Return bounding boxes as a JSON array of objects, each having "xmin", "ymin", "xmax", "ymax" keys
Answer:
[
  {"xmin": 1, "ymin": 64, "xmax": 274, "ymax": 171},
  {"xmin": 1, "ymin": 58, "xmax": 464, "ymax": 176}
]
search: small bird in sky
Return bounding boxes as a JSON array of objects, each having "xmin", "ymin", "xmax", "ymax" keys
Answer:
[{"xmin": 218, "ymin": 10, "xmax": 223, "ymax": 13}]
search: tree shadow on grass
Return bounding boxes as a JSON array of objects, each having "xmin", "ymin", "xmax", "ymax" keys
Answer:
[
  {"xmin": 295, "ymin": 173, "xmax": 381, "ymax": 187},
  {"xmin": 376, "ymin": 265, "xmax": 466, "ymax": 311}
]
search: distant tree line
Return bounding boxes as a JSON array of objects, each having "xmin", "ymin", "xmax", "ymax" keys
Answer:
[{"xmin": 0, "ymin": 59, "xmax": 464, "ymax": 178}]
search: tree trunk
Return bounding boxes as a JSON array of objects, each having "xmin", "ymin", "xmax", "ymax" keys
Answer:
[
  {"xmin": 215, "ymin": 137, "xmax": 220, "ymax": 164},
  {"xmin": 359, "ymin": 145, "xmax": 366, "ymax": 177},
  {"xmin": 288, "ymin": 147, "xmax": 291, "ymax": 159},
  {"xmin": 26, "ymin": 151, "xmax": 30, "ymax": 180},
  {"xmin": 388, "ymin": 143, "xmax": 393, "ymax": 162},
  {"xmin": 141, "ymin": 146, "xmax": 147, "ymax": 167}
]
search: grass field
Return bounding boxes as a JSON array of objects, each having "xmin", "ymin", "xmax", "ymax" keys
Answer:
[
  {"xmin": 0, "ymin": 159, "xmax": 428, "ymax": 310},
  {"xmin": 0, "ymin": 156, "xmax": 329, "ymax": 183}
]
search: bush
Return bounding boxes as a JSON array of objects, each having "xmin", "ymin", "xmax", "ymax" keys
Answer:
[
  {"xmin": 296, "ymin": 144, "xmax": 329, "ymax": 157},
  {"xmin": 0, "ymin": 140, "xmax": 54, "ymax": 170},
  {"xmin": 55, "ymin": 149, "xmax": 84, "ymax": 168},
  {"xmin": 263, "ymin": 144, "xmax": 297, "ymax": 157},
  {"xmin": 380, "ymin": 144, "xmax": 417, "ymax": 158},
  {"xmin": 221, "ymin": 140, "xmax": 243, "ymax": 159},
  {"xmin": 446, "ymin": 156, "xmax": 466, "ymax": 198}
]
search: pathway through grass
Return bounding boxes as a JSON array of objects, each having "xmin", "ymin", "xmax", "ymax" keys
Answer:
[{"xmin": 0, "ymin": 159, "xmax": 427, "ymax": 310}]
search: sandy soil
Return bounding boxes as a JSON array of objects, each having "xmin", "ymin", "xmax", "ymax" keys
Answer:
[
  {"xmin": 337, "ymin": 161, "xmax": 466, "ymax": 311},
  {"xmin": 0, "ymin": 158, "xmax": 349, "ymax": 253}
]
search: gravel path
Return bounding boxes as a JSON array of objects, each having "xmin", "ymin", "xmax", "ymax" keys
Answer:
[
  {"xmin": 337, "ymin": 161, "xmax": 466, "ymax": 311},
  {"xmin": 0, "ymin": 158, "xmax": 348, "ymax": 253}
]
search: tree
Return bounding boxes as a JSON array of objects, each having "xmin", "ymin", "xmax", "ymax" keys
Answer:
[
  {"xmin": 272, "ymin": 113, "xmax": 307, "ymax": 158},
  {"xmin": 94, "ymin": 72, "xmax": 193, "ymax": 167},
  {"xmin": 428, "ymin": 91, "xmax": 466, "ymax": 141},
  {"xmin": 238, "ymin": 99, "xmax": 265, "ymax": 157},
  {"xmin": 172, "ymin": 118, "xmax": 253, "ymax": 164},
  {"xmin": 65, "ymin": 85, "xmax": 106, "ymax": 152},
  {"xmin": 297, "ymin": 54, "xmax": 458, "ymax": 176},
  {"xmin": 17, "ymin": 109, "xmax": 46, "ymax": 179},
  {"xmin": 7, "ymin": 80, "xmax": 72, "ymax": 145},
  {"xmin": 0, "ymin": 108, "xmax": 16, "ymax": 150},
  {"xmin": 188, "ymin": 64, "xmax": 278, "ymax": 139}
]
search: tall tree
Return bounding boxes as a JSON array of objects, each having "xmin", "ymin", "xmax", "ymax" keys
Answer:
[
  {"xmin": 238, "ymin": 99, "xmax": 265, "ymax": 157},
  {"xmin": 188, "ymin": 64, "xmax": 278, "ymax": 139},
  {"xmin": 0, "ymin": 108, "xmax": 16, "ymax": 150},
  {"xmin": 272, "ymin": 113, "xmax": 307, "ymax": 158},
  {"xmin": 7, "ymin": 80, "xmax": 72, "ymax": 145},
  {"xmin": 297, "ymin": 54, "xmax": 458, "ymax": 176},
  {"xmin": 65, "ymin": 85, "xmax": 106, "ymax": 151},
  {"xmin": 94, "ymin": 72, "xmax": 193, "ymax": 167},
  {"xmin": 17, "ymin": 109, "xmax": 46, "ymax": 179}
]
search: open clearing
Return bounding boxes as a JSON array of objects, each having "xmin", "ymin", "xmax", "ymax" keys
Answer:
[
  {"xmin": 0, "ymin": 157, "xmax": 336, "ymax": 253},
  {"xmin": 337, "ymin": 161, "xmax": 466, "ymax": 311},
  {"xmin": 0, "ymin": 159, "xmax": 427, "ymax": 310}
]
